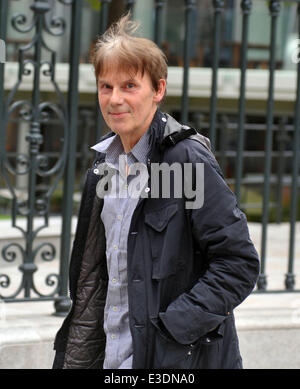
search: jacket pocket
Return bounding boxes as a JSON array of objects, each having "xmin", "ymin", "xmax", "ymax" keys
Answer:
[
  {"xmin": 150, "ymin": 317, "xmax": 225, "ymax": 369},
  {"xmin": 150, "ymin": 317, "xmax": 191, "ymax": 369},
  {"xmin": 144, "ymin": 202, "xmax": 181, "ymax": 279}
]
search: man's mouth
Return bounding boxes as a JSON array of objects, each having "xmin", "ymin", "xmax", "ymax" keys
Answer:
[{"xmin": 109, "ymin": 112, "xmax": 129, "ymax": 118}]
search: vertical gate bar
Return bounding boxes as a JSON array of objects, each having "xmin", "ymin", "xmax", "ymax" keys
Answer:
[
  {"xmin": 0, "ymin": 2, "xmax": 8, "ymax": 297},
  {"xmin": 257, "ymin": 0, "xmax": 281, "ymax": 291},
  {"xmin": 285, "ymin": 2, "xmax": 300, "ymax": 291},
  {"xmin": 209, "ymin": 0, "xmax": 224, "ymax": 152},
  {"xmin": 219, "ymin": 114, "xmax": 228, "ymax": 175},
  {"xmin": 99, "ymin": 0, "xmax": 111, "ymax": 34},
  {"xmin": 181, "ymin": 0, "xmax": 196, "ymax": 124},
  {"xmin": 22, "ymin": 1, "xmax": 47, "ymax": 297},
  {"xmin": 95, "ymin": 0, "xmax": 111, "ymax": 142},
  {"xmin": 125, "ymin": 0, "xmax": 135, "ymax": 13},
  {"xmin": 55, "ymin": 0, "xmax": 83, "ymax": 316},
  {"xmin": 235, "ymin": 0, "xmax": 252, "ymax": 206},
  {"xmin": 275, "ymin": 117, "xmax": 286, "ymax": 224},
  {"xmin": 154, "ymin": 0, "xmax": 165, "ymax": 48},
  {"xmin": 0, "ymin": 0, "xmax": 8, "ymax": 160}
]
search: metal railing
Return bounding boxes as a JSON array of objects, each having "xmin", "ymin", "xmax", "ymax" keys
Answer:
[{"xmin": 0, "ymin": 0, "xmax": 299, "ymax": 315}]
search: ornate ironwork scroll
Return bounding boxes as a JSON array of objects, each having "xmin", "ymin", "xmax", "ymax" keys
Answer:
[{"xmin": 0, "ymin": 0, "xmax": 76, "ymax": 310}]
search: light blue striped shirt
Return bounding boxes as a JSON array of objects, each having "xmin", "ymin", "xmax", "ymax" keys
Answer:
[{"xmin": 91, "ymin": 130, "xmax": 151, "ymax": 369}]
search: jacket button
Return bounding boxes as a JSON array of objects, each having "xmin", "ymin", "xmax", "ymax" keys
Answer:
[
  {"xmin": 206, "ymin": 337, "xmax": 211, "ymax": 343},
  {"xmin": 93, "ymin": 168, "xmax": 99, "ymax": 175},
  {"xmin": 134, "ymin": 324, "xmax": 145, "ymax": 329}
]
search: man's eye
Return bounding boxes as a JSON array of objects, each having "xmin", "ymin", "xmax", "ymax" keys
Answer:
[
  {"xmin": 126, "ymin": 83, "xmax": 135, "ymax": 89},
  {"xmin": 99, "ymin": 84, "xmax": 111, "ymax": 89}
]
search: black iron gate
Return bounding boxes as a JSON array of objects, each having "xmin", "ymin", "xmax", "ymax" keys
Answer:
[{"xmin": 0, "ymin": 0, "xmax": 82, "ymax": 315}]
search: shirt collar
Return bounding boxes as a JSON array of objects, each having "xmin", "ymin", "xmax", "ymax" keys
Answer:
[
  {"xmin": 129, "ymin": 129, "xmax": 151, "ymax": 165},
  {"xmin": 90, "ymin": 129, "xmax": 151, "ymax": 167}
]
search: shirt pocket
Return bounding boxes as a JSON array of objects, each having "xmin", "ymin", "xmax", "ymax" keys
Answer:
[{"xmin": 144, "ymin": 202, "xmax": 182, "ymax": 279}]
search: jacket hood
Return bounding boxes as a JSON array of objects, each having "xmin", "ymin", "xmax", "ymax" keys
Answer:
[{"xmin": 163, "ymin": 113, "xmax": 212, "ymax": 152}]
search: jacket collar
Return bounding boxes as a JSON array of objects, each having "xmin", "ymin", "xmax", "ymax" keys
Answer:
[
  {"xmin": 91, "ymin": 109, "xmax": 169, "ymax": 164},
  {"xmin": 90, "ymin": 109, "xmax": 205, "ymax": 165}
]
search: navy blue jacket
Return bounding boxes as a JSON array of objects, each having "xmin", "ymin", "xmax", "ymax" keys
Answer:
[{"xmin": 53, "ymin": 110, "xmax": 259, "ymax": 369}]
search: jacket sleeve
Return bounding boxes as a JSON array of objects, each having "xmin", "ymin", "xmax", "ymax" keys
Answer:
[{"xmin": 159, "ymin": 143, "xmax": 260, "ymax": 345}]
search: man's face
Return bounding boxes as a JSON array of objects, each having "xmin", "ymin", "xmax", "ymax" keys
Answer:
[{"xmin": 98, "ymin": 68, "xmax": 165, "ymax": 146}]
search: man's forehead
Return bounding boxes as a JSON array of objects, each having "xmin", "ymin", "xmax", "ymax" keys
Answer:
[{"xmin": 98, "ymin": 68, "xmax": 145, "ymax": 82}]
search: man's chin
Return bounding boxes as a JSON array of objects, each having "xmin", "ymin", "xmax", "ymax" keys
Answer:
[{"xmin": 110, "ymin": 127, "xmax": 132, "ymax": 136}]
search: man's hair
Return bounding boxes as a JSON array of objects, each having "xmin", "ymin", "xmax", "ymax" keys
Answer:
[{"xmin": 91, "ymin": 13, "xmax": 168, "ymax": 94}]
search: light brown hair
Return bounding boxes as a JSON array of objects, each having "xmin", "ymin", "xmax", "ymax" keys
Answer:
[{"xmin": 91, "ymin": 13, "xmax": 168, "ymax": 95}]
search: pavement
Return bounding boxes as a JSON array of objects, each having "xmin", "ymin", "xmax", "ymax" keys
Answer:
[{"xmin": 0, "ymin": 219, "xmax": 299, "ymax": 369}]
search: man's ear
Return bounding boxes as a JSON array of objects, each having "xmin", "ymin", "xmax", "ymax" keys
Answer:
[{"xmin": 154, "ymin": 79, "xmax": 167, "ymax": 104}]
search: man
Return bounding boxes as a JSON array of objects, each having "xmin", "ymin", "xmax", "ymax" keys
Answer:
[{"xmin": 53, "ymin": 14, "xmax": 259, "ymax": 369}]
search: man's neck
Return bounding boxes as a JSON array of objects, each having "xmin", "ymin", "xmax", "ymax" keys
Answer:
[
  {"xmin": 120, "ymin": 108, "xmax": 158, "ymax": 153},
  {"xmin": 120, "ymin": 132, "xmax": 146, "ymax": 154}
]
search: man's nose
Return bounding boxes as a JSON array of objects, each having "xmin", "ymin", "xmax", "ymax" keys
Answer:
[{"xmin": 110, "ymin": 88, "xmax": 123, "ymax": 105}]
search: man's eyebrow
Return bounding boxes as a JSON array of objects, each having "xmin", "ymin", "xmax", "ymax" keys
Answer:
[
  {"xmin": 98, "ymin": 78, "xmax": 137, "ymax": 84},
  {"xmin": 123, "ymin": 78, "xmax": 136, "ymax": 82}
]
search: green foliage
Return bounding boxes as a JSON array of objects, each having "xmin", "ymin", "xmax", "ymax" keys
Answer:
[
  {"xmin": 85, "ymin": 0, "xmax": 101, "ymax": 11},
  {"xmin": 241, "ymin": 187, "xmax": 300, "ymax": 223}
]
